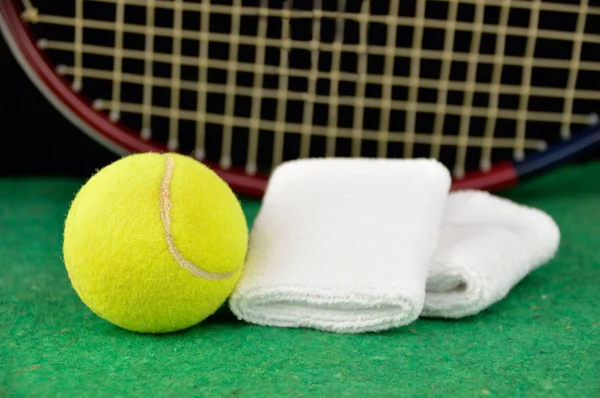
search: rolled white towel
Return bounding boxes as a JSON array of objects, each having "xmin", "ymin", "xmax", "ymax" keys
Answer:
[
  {"xmin": 229, "ymin": 158, "xmax": 451, "ymax": 333},
  {"xmin": 422, "ymin": 190, "xmax": 560, "ymax": 318}
]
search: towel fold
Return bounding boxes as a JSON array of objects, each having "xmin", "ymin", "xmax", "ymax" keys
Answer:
[
  {"xmin": 422, "ymin": 190, "xmax": 560, "ymax": 318},
  {"xmin": 229, "ymin": 159, "xmax": 560, "ymax": 333},
  {"xmin": 229, "ymin": 158, "xmax": 451, "ymax": 333}
]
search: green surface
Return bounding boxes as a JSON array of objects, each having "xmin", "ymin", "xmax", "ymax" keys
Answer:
[{"xmin": 1, "ymin": 162, "xmax": 599, "ymax": 397}]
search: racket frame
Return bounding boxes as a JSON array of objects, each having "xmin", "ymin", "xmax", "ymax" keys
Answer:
[{"xmin": 1, "ymin": 0, "xmax": 598, "ymax": 197}]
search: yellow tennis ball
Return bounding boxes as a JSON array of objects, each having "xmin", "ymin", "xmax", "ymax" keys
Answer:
[{"xmin": 63, "ymin": 152, "xmax": 248, "ymax": 333}]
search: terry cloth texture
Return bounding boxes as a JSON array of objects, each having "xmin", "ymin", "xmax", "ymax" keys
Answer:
[{"xmin": 229, "ymin": 158, "xmax": 451, "ymax": 333}]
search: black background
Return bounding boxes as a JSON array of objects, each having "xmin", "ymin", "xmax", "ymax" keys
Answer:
[{"xmin": 0, "ymin": 34, "xmax": 118, "ymax": 177}]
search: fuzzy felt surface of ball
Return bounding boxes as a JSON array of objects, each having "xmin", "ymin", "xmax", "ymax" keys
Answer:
[{"xmin": 63, "ymin": 153, "xmax": 248, "ymax": 333}]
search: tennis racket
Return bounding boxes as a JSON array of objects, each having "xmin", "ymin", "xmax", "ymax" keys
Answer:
[{"xmin": 1, "ymin": 0, "xmax": 599, "ymax": 197}]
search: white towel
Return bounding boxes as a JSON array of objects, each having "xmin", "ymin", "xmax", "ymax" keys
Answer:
[
  {"xmin": 229, "ymin": 158, "xmax": 451, "ymax": 333},
  {"xmin": 422, "ymin": 190, "xmax": 560, "ymax": 318}
]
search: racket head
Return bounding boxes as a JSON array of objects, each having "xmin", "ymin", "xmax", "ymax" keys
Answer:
[{"xmin": 1, "ymin": 0, "xmax": 599, "ymax": 196}]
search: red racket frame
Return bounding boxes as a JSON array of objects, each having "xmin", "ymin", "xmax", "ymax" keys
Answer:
[{"xmin": 3, "ymin": 0, "xmax": 597, "ymax": 197}]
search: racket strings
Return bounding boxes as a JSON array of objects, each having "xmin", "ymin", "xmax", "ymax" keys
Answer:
[
  {"xmin": 20, "ymin": 0, "xmax": 600, "ymax": 176},
  {"xmin": 514, "ymin": 0, "xmax": 541, "ymax": 164}
]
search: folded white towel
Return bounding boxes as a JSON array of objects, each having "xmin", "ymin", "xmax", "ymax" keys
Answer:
[
  {"xmin": 422, "ymin": 190, "xmax": 560, "ymax": 318},
  {"xmin": 229, "ymin": 158, "xmax": 451, "ymax": 333}
]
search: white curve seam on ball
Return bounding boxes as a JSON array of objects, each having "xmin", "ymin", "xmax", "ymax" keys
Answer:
[{"xmin": 159, "ymin": 155, "xmax": 239, "ymax": 280}]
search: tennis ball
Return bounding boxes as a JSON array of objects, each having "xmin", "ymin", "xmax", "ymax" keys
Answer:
[{"xmin": 63, "ymin": 153, "xmax": 248, "ymax": 333}]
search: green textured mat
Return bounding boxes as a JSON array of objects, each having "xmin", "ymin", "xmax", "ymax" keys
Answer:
[{"xmin": 1, "ymin": 162, "xmax": 599, "ymax": 397}]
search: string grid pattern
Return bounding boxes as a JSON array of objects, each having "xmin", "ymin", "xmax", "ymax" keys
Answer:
[{"xmin": 22, "ymin": 0, "xmax": 600, "ymax": 176}]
